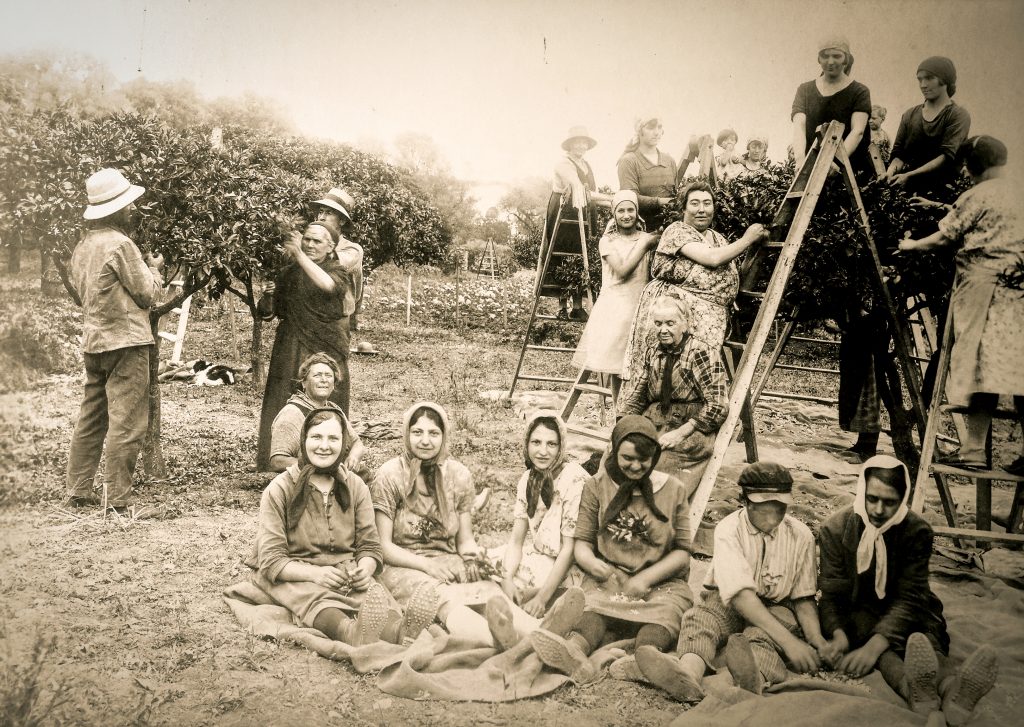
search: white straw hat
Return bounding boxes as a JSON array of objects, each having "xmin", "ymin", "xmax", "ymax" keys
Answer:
[
  {"xmin": 82, "ymin": 169, "xmax": 145, "ymax": 220},
  {"xmin": 312, "ymin": 187, "xmax": 354, "ymax": 222},
  {"xmin": 561, "ymin": 126, "xmax": 597, "ymax": 151}
]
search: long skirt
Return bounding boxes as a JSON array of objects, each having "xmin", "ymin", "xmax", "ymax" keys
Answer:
[
  {"xmin": 256, "ymin": 319, "xmax": 350, "ymax": 470},
  {"xmin": 580, "ymin": 566, "xmax": 693, "ymax": 640},
  {"xmin": 251, "ymin": 571, "xmax": 396, "ymax": 627},
  {"xmin": 487, "ymin": 542, "xmax": 585, "ymax": 594}
]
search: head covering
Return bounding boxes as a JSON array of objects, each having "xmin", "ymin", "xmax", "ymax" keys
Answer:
[
  {"xmin": 716, "ymin": 128, "xmax": 738, "ymax": 147},
  {"xmin": 312, "ymin": 187, "xmax": 354, "ymax": 222},
  {"xmin": 738, "ymin": 462, "xmax": 794, "ymax": 504},
  {"xmin": 522, "ymin": 411, "xmax": 567, "ymax": 519},
  {"xmin": 961, "ymin": 135, "xmax": 1008, "ymax": 175},
  {"xmin": 612, "ymin": 189, "xmax": 639, "ymax": 212},
  {"xmin": 918, "ymin": 56, "xmax": 957, "ymax": 96},
  {"xmin": 307, "ymin": 218, "xmax": 341, "ymax": 245},
  {"xmin": 854, "ymin": 454, "xmax": 911, "ymax": 600},
  {"xmin": 286, "ymin": 407, "xmax": 353, "ymax": 530},
  {"xmin": 624, "ymin": 115, "xmax": 661, "ymax": 152},
  {"xmin": 562, "ymin": 125, "xmax": 597, "ymax": 152},
  {"xmin": 402, "ymin": 401, "xmax": 452, "ymax": 526},
  {"xmin": 746, "ymin": 135, "xmax": 769, "ymax": 151},
  {"xmin": 83, "ymin": 168, "xmax": 145, "ymax": 220},
  {"xmin": 818, "ymin": 35, "xmax": 854, "ymax": 73},
  {"xmin": 601, "ymin": 415, "xmax": 668, "ymax": 527}
]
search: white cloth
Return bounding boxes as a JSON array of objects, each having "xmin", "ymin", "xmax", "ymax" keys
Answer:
[{"xmin": 853, "ymin": 454, "xmax": 911, "ymax": 600}]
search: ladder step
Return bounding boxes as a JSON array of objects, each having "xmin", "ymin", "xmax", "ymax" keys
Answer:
[
  {"xmin": 785, "ymin": 191, "xmax": 805, "ymax": 199},
  {"xmin": 526, "ymin": 344, "xmax": 577, "ymax": 353},
  {"xmin": 929, "ymin": 463, "xmax": 1024, "ymax": 482},
  {"xmin": 536, "ymin": 314, "xmax": 585, "ymax": 323},
  {"xmin": 516, "ymin": 374, "xmax": 577, "ymax": 384},
  {"xmin": 773, "ymin": 363, "xmax": 840, "ymax": 375},
  {"xmin": 760, "ymin": 390, "xmax": 839, "ymax": 406},
  {"xmin": 574, "ymin": 383, "xmax": 612, "ymax": 396},
  {"xmin": 764, "ymin": 242, "xmax": 784, "ymax": 249},
  {"xmin": 564, "ymin": 422, "xmax": 610, "ymax": 442},
  {"xmin": 723, "ymin": 340, "xmax": 746, "ymax": 351},
  {"xmin": 157, "ymin": 331, "xmax": 178, "ymax": 342},
  {"xmin": 738, "ymin": 290, "xmax": 765, "ymax": 300},
  {"xmin": 551, "ymin": 251, "xmax": 583, "ymax": 257},
  {"xmin": 940, "ymin": 404, "xmax": 1018, "ymax": 420},
  {"xmin": 931, "ymin": 525, "xmax": 1024, "ymax": 544},
  {"xmin": 789, "ymin": 335, "xmax": 839, "ymax": 345}
]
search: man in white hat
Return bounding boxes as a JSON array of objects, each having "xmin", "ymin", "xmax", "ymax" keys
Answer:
[
  {"xmin": 311, "ymin": 187, "xmax": 364, "ymax": 330},
  {"xmin": 66, "ymin": 168, "xmax": 165, "ymax": 511}
]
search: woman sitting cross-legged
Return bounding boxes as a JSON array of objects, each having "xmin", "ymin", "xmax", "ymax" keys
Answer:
[
  {"xmin": 247, "ymin": 408, "xmax": 438, "ymax": 646},
  {"xmin": 816, "ymin": 456, "xmax": 998, "ymax": 725},
  {"xmin": 498, "ymin": 412, "xmax": 588, "ymax": 618},
  {"xmin": 268, "ymin": 352, "xmax": 364, "ymax": 473},
  {"xmin": 372, "ymin": 402, "xmax": 542, "ymax": 648},
  {"xmin": 528, "ymin": 415, "xmax": 693, "ymax": 683}
]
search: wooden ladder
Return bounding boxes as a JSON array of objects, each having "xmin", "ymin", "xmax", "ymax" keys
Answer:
[
  {"xmin": 686, "ymin": 120, "xmax": 939, "ymax": 535},
  {"xmin": 508, "ymin": 194, "xmax": 594, "ymax": 395},
  {"xmin": 911, "ymin": 309, "xmax": 1024, "ymax": 546},
  {"xmin": 475, "ymin": 238, "xmax": 498, "ymax": 278},
  {"xmin": 157, "ymin": 278, "xmax": 192, "ymax": 365}
]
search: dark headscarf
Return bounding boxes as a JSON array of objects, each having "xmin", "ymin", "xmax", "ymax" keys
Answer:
[
  {"xmin": 307, "ymin": 218, "xmax": 341, "ymax": 245},
  {"xmin": 285, "ymin": 407, "xmax": 352, "ymax": 531},
  {"xmin": 961, "ymin": 135, "xmax": 1008, "ymax": 176},
  {"xmin": 918, "ymin": 56, "xmax": 957, "ymax": 96},
  {"xmin": 523, "ymin": 411, "xmax": 567, "ymax": 519},
  {"xmin": 601, "ymin": 415, "xmax": 668, "ymax": 527}
]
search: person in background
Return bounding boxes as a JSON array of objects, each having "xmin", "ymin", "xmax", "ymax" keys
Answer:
[
  {"xmin": 66, "ymin": 168, "xmax": 165, "ymax": 514},
  {"xmin": 736, "ymin": 136, "xmax": 770, "ymax": 177},
  {"xmin": 257, "ymin": 219, "xmax": 353, "ymax": 470},
  {"xmin": 791, "ymin": 36, "xmax": 872, "ymax": 179},
  {"xmin": 637, "ymin": 463, "xmax": 825, "ymax": 702},
  {"xmin": 885, "ymin": 57, "xmax": 971, "ymax": 199},
  {"xmin": 572, "ymin": 190, "xmax": 658, "ymax": 402},
  {"xmin": 311, "ymin": 187, "xmax": 365, "ymax": 331},
  {"xmin": 540, "ymin": 126, "xmax": 612, "ymax": 321},
  {"xmin": 617, "ymin": 116, "xmax": 678, "ymax": 231},
  {"xmin": 715, "ymin": 128, "xmax": 745, "ymax": 181},
  {"xmin": 899, "ymin": 136, "xmax": 1024, "ymax": 474},
  {"xmin": 869, "ymin": 104, "xmax": 891, "ymax": 151}
]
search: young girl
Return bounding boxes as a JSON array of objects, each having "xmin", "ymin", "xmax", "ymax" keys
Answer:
[
  {"xmin": 529, "ymin": 415, "xmax": 693, "ymax": 682},
  {"xmin": 248, "ymin": 408, "xmax": 437, "ymax": 646},
  {"xmin": 499, "ymin": 412, "xmax": 588, "ymax": 617},
  {"xmin": 373, "ymin": 401, "xmax": 539, "ymax": 647}
]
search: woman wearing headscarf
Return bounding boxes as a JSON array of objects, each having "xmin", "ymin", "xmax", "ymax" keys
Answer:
[
  {"xmin": 622, "ymin": 181, "xmax": 767, "ymax": 384},
  {"xmin": 885, "ymin": 57, "xmax": 971, "ymax": 199},
  {"xmin": 498, "ymin": 412, "xmax": 589, "ymax": 617},
  {"xmin": 244, "ymin": 408, "xmax": 438, "ymax": 646},
  {"xmin": 715, "ymin": 128, "xmax": 745, "ymax": 182},
  {"xmin": 572, "ymin": 190, "xmax": 658, "ymax": 400},
  {"xmin": 816, "ymin": 455, "xmax": 997, "ymax": 724},
  {"xmin": 528, "ymin": 416, "xmax": 694, "ymax": 684},
  {"xmin": 617, "ymin": 116, "xmax": 679, "ymax": 231},
  {"xmin": 899, "ymin": 136, "xmax": 1024, "ymax": 473},
  {"xmin": 372, "ymin": 402, "xmax": 540, "ymax": 647},
  {"xmin": 541, "ymin": 126, "xmax": 612, "ymax": 320},
  {"xmin": 735, "ymin": 136, "xmax": 770, "ymax": 177},
  {"xmin": 256, "ymin": 219, "xmax": 354, "ymax": 470},
  {"xmin": 791, "ymin": 36, "xmax": 873, "ymax": 179}
]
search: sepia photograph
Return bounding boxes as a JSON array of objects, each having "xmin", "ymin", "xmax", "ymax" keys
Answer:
[{"xmin": 1, "ymin": 1, "xmax": 1022, "ymax": 725}]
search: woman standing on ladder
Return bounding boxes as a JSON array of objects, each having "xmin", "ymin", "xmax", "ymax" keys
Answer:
[
  {"xmin": 617, "ymin": 116, "xmax": 678, "ymax": 232},
  {"xmin": 541, "ymin": 126, "xmax": 611, "ymax": 321}
]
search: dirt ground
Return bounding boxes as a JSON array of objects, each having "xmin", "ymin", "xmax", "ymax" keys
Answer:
[{"xmin": 1, "ymin": 265, "xmax": 1022, "ymax": 726}]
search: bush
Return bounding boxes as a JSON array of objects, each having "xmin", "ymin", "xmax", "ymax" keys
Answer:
[{"xmin": 0, "ymin": 287, "xmax": 81, "ymax": 391}]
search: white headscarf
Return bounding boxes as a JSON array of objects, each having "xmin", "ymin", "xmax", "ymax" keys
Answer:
[{"xmin": 854, "ymin": 454, "xmax": 911, "ymax": 599}]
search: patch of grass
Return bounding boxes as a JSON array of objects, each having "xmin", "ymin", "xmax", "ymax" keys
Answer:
[{"xmin": 0, "ymin": 625, "xmax": 72, "ymax": 727}]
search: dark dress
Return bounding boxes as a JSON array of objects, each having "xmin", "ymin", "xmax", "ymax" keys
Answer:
[
  {"xmin": 890, "ymin": 102, "xmax": 971, "ymax": 200},
  {"xmin": 540, "ymin": 157, "xmax": 598, "ymax": 296},
  {"xmin": 791, "ymin": 79, "xmax": 873, "ymax": 179},
  {"xmin": 256, "ymin": 257, "xmax": 351, "ymax": 470},
  {"xmin": 817, "ymin": 506, "xmax": 949, "ymax": 656}
]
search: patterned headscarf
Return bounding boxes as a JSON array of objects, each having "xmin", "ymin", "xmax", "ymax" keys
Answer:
[
  {"xmin": 401, "ymin": 401, "xmax": 452, "ymax": 526},
  {"xmin": 522, "ymin": 411, "xmax": 568, "ymax": 518},
  {"xmin": 601, "ymin": 415, "xmax": 668, "ymax": 527},
  {"xmin": 854, "ymin": 454, "xmax": 911, "ymax": 599}
]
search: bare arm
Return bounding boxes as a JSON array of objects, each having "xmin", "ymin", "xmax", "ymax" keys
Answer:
[
  {"xmin": 792, "ymin": 113, "xmax": 808, "ymax": 167},
  {"xmin": 843, "ymin": 112, "xmax": 869, "ymax": 160},
  {"xmin": 501, "ymin": 518, "xmax": 529, "ymax": 583},
  {"xmin": 792, "ymin": 597, "xmax": 827, "ymax": 648},
  {"xmin": 455, "ymin": 511, "xmax": 480, "ymax": 556},
  {"xmin": 535, "ymin": 536, "xmax": 577, "ymax": 605},
  {"xmin": 890, "ymin": 154, "xmax": 946, "ymax": 187},
  {"xmin": 679, "ymin": 224, "xmax": 767, "ymax": 268},
  {"xmin": 633, "ymin": 548, "xmax": 690, "ymax": 589},
  {"xmin": 284, "ymin": 233, "xmax": 336, "ymax": 293},
  {"xmin": 603, "ymin": 233, "xmax": 658, "ymax": 279},
  {"xmin": 573, "ymin": 539, "xmax": 615, "ymax": 581},
  {"xmin": 899, "ymin": 229, "xmax": 955, "ymax": 252}
]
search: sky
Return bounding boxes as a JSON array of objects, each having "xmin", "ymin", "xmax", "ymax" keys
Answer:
[{"xmin": 2, "ymin": 0, "xmax": 1023, "ymax": 212}]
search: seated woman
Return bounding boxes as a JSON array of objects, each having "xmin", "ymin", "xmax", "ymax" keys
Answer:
[
  {"xmin": 247, "ymin": 408, "xmax": 438, "ymax": 646},
  {"xmin": 899, "ymin": 135, "xmax": 1023, "ymax": 473},
  {"xmin": 499, "ymin": 412, "xmax": 588, "ymax": 617},
  {"xmin": 817, "ymin": 456, "xmax": 997, "ymax": 725},
  {"xmin": 372, "ymin": 402, "xmax": 539, "ymax": 647},
  {"xmin": 529, "ymin": 416, "xmax": 693, "ymax": 684},
  {"xmin": 572, "ymin": 190, "xmax": 658, "ymax": 401},
  {"xmin": 268, "ymin": 352, "xmax": 363, "ymax": 473},
  {"xmin": 622, "ymin": 181, "xmax": 767, "ymax": 383}
]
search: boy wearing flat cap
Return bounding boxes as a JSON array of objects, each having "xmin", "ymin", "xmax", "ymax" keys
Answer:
[{"xmin": 635, "ymin": 462, "xmax": 827, "ymax": 702}]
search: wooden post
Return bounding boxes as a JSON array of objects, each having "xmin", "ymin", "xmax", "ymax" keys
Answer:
[
  {"xmin": 405, "ymin": 273, "xmax": 413, "ymax": 326},
  {"xmin": 454, "ymin": 261, "xmax": 461, "ymax": 328},
  {"xmin": 224, "ymin": 295, "xmax": 239, "ymax": 360}
]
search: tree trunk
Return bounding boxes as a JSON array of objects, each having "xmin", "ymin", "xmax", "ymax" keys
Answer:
[
  {"xmin": 142, "ymin": 317, "xmax": 167, "ymax": 479},
  {"xmin": 251, "ymin": 314, "xmax": 264, "ymax": 390},
  {"xmin": 876, "ymin": 344, "xmax": 919, "ymax": 477}
]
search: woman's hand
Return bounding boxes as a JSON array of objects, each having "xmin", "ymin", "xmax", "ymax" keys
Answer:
[
  {"xmin": 838, "ymin": 644, "xmax": 881, "ymax": 677},
  {"xmin": 501, "ymin": 577, "xmax": 520, "ymax": 604},
  {"xmin": 312, "ymin": 565, "xmax": 350, "ymax": 590},
  {"xmin": 889, "ymin": 173, "xmax": 910, "ymax": 188},
  {"xmin": 782, "ymin": 636, "xmax": 822, "ymax": 674},
  {"xmin": 744, "ymin": 223, "xmax": 768, "ymax": 243},
  {"xmin": 817, "ymin": 631, "xmax": 850, "ymax": 668},
  {"xmin": 461, "ymin": 558, "xmax": 482, "ymax": 583},
  {"xmin": 909, "ymin": 196, "xmax": 945, "ymax": 212},
  {"xmin": 587, "ymin": 559, "xmax": 617, "ymax": 582},
  {"xmin": 421, "ymin": 559, "xmax": 460, "ymax": 584},
  {"xmin": 283, "ymin": 230, "xmax": 303, "ymax": 259},
  {"xmin": 348, "ymin": 560, "xmax": 376, "ymax": 591},
  {"xmin": 522, "ymin": 593, "xmax": 548, "ymax": 618},
  {"xmin": 620, "ymin": 576, "xmax": 651, "ymax": 599}
]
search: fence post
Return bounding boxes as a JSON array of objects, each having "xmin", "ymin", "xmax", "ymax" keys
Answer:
[{"xmin": 405, "ymin": 273, "xmax": 413, "ymax": 326}]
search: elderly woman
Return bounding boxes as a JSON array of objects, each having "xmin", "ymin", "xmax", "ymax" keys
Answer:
[
  {"xmin": 617, "ymin": 117, "xmax": 679, "ymax": 231},
  {"xmin": 885, "ymin": 57, "xmax": 971, "ymax": 199},
  {"xmin": 572, "ymin": 190, "xmax": 658, "ymax": 400},
  {"xmin": 899, "ymin": 136, "xmax": 1024, "ymax": 474},
  {"xmin": 311, "ymin": 187, "xmax": 364, "ymax": 331},
  {"xmin": 791, "ymin": 36, "xmax": 872, "ymax": 179},
  {"xmin": 541, "ymin": 126, "xmax": 612, "ymax": 321},
  {"xmin": 268, "ymin": 352, "xmax": 364, "ymax": 473},
  {"xmin": 623, "ymin": 181, "xmax": 767, "ymax": 384},
  {"xmin": 244, "ymin": 408, "xmax": 439, "ymax": 646},
  {"xmin": 372, "ymin": 402, "xmax": 542, "ymax": 648},
  {"xmin": 256, "ymin": 220, "xmax": 354, "ymax": 470}
]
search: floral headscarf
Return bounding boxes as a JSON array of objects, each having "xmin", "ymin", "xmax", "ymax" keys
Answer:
[
  {"xmin": 601, "ymin": 415, "xmax": 668, "ymax": 527},
  {"xmin": 522, "ymin": 411, "xmax": 568, "ymax": 518}
]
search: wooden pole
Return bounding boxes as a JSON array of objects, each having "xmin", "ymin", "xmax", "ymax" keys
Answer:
[
  {"xmin": 405, "ymin": 273, "xmax": 412, "ymax": 326},
  {"xmin": 224, "ymin": 295, "xmax": 239, "ymax": 360},
  {"xmin": 454, "ymin": 260, "xmax": 461, "ymax": 328}
]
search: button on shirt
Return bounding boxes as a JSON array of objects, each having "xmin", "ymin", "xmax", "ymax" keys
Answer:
[{"xmin": 704, "ymin": 508, "xmax": 817, "ymax": 607}]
